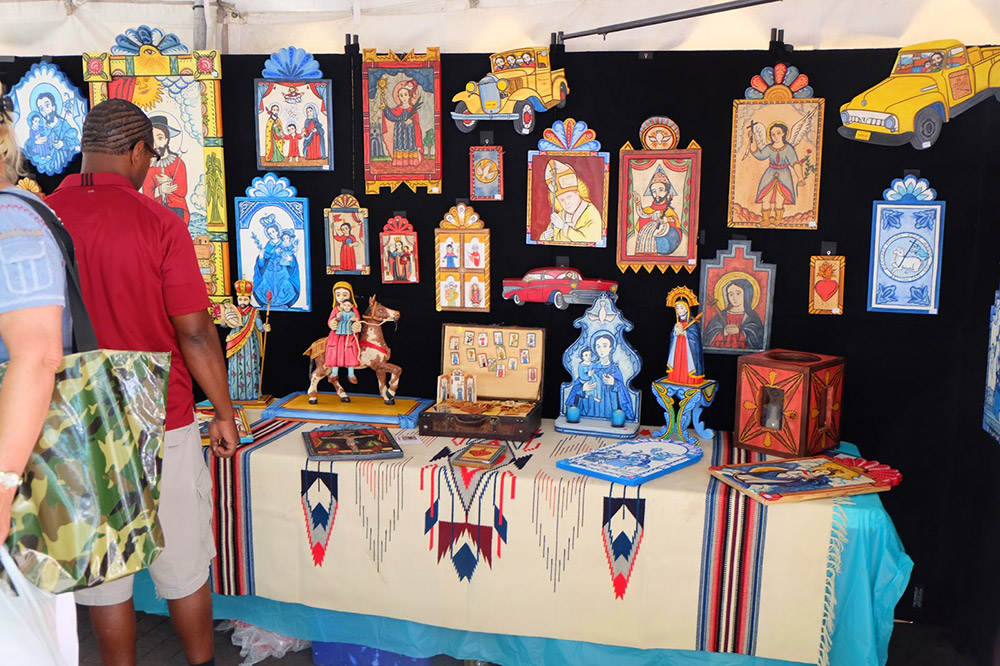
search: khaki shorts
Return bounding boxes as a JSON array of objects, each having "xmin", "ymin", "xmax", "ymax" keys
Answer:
[{"xmin": 75, "ymin": 420, "xmax": 216, "ymax": 606}]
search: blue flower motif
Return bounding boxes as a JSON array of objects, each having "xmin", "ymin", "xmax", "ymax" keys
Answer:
[
  {"xmin": 913, "ymin": 209, "xmax": 938, "ymax": 230},
  {"xmin": 883, "ymin": 175, "xmax": 936, "ymax": 203},
  {"xmin": 262, "ymin": 46, "xmax": 323, "ymax": 80},
  {"xmin": 876, "ymin": 283, "xmax": 898, "ymax": 304},
  {"xmin": 908, "ymin": 286, "xmax": 931, "ymax": 306},
  {"xmin": 245, "ymin": 173, "xmax": 297, "ymax": 198},
  {"xmin": 111, "ymin": 26, "xmax": 188, "ymax": 55},
  {"xmin": 880, "ymin": 208, "xmax": 903, "ymax": 230}
]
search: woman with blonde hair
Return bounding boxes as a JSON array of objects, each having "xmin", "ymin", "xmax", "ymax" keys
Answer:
[{"xmin": 0, "ymin": 83, "xmax": 77, "ymax": 664}]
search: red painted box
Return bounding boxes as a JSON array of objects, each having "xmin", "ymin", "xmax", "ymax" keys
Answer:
[{"xmin": 734, "ymin": 349, "xmax": 845, "ymax": 458}]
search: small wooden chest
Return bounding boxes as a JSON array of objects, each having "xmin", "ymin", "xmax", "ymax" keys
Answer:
[
  {"xmin": 734, "ymin": 349, "xmax": 845, "ymax": 458},
  {"xmin": 418, "ymin": 324, "xmax": 544, "ymax": 442}
]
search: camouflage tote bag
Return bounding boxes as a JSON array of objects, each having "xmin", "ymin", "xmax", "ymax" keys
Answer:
[{"xmin": 1, "ymin": 191, "xmax": 169, "ymax": 593}]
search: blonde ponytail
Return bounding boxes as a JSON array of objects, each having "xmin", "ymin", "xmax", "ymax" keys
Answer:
[{"xmin": 0, "ymin": 85, "xmax": 26, "ymax": 184}]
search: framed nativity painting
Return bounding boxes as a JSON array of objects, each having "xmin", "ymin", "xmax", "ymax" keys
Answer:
[
  {"xmin": 526, "ymin": 118, "xmax": 609, "ymax": 247},
  {"xmin": 729, "ymin": 63, "xmax": 823, "ymax": 230},
  {"xmin": 699, "ymin": 240, "xmax": 776, "ymax": 355},
  {"xmin": 868, "ymin": 175, "xmax": 945, "ymax": 315},
  {"xmin": 435, "ymin": 203, "xmax": 489, "ymax": 312},
  {"xmin": 83, "ymin": 26, "xmax": 229, "ymax": 304},
  {"xmin": 617, "ymin": 116, "xmax": 701, "ymax": 273},
  {"xmin": 380, "ymin": 215, "xmax": 419, "ymax": 284},
  {"xmin": 255, "ymin": 47, "xmax": 333, "ymax": 171},
  {"xmin": 362, "ymin": 48, "xmax": 442, "ymax": 194},
  {"xmin": 234, "ymin": 173, "xmax": 311, "ymax": 313},
  {"xmin": 323, "ymin": 194, "xmax": 371, "ymax": 276}
]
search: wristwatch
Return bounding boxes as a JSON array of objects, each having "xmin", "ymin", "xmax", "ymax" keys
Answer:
[{"xmin": 0, "ymin": 471, "xmax": 21, "ymax": 490}]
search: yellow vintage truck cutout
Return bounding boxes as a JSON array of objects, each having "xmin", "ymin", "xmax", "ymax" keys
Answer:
[
  {"xmin": 451, "ymin": 47, "xmax": 569, "ymax": 135},
  {"xmin": 839, "ymin": 39, "xmax": 1000, "ymax": 149}
]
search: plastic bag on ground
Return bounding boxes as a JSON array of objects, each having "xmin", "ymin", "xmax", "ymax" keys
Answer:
[{"xmin": 217, "ymin": 619, "xmax": 311, "ymax": 666}]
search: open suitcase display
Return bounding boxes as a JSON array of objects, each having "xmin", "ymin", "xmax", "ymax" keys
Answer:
[{"xmin": 417, "ymin": 324, "xmax": 544, "ymax": 442}]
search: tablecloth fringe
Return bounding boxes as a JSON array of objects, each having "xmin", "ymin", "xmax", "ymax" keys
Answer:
[{"xmin": 818, "ymin": 500, "xmax": 850, "ymax": 666}]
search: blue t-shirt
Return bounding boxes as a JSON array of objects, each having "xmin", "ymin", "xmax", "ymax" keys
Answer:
[{"xmin": 0, "ymin": 188, "xmax": 73, "ymax": 363}]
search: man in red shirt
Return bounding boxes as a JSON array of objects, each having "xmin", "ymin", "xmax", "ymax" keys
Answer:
[{"xmin": 47, "ymin": 98, "xmax": 238, "ymax": 666}]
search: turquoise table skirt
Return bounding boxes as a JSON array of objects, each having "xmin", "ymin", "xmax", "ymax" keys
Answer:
[{"xmin": 133, "ymin": 445, "xmax": 911, "ymax": 666}]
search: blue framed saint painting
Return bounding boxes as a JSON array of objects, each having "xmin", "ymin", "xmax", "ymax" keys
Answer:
[
  {"xmin": 234, "ymin": 173, "xmax": 311, "ymax": 312},
  {"xmin": 9, "ymin": 62, "xmax": 87, "ymax": 176},
  {"xmin": 984, "ymin": 281, "xmax": 1000, "ymax": 443},
  {"xmin": 867, "ymin": 175, "xmax": 945, "ymax": 315}
]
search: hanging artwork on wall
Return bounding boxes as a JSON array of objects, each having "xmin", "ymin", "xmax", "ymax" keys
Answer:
[
  {"xmin": 470, "ymin": 145, "xmax": 504, "ymax": 201},
  {"xmin": 809, "ymin": 255, "xmax": 845, "ymax": 315},
  {"xmin": 699, "ymin": 240, "xmax": 776, "ymax": 355},
  {"xmin": 554, "ymin": 293, "xmax": 642, "ymax": 438},
  {"xmin": 435, "ymin": 203, "xmax": 489, "ymax": 312},
  {"xmin": 83, "ymin": 26, "xmax": 230, "ymax": 306},
  {"xmin": 983, "ymin": 280, "xmax": 1000, "ymax": 444},
  {"xmin": 323, "ymin": 194, "xmax": 371, "ymax": 276},
  {"xmin": 255, "ymin": 46, "xmax": 333, "ymax": 171},
  {"xmin": 617, "ymin": 116, "xmax": 702, "ymax": 273},
  {"xmin": 728, "ymin": 63, "xmax": 823, "ymax": 230},
  {"xmin": 9, "ymin": 62, "xmax": 87, "ymax": 176},
  {"xmin": 526, "ymin": 118, "xmax": 609, "ymax": 247},
  {"xmin": 234, "ymin": 173, "xmax": 311, "ymax": 313},
  {"xmin": 867, "ymin": 175, "xmax": 945, "ymax": 315},
  {"xmin": 450, "ymin": 47, "xmax": 568, "ymax": 135},
  {"xmin": 362, "ymin": 47, "xmax": 442, "ymax": 194},
  {"xmin": 380, "ymin": 215, "xmax": 419, "ymax": 284},
  {"xmin": 839, "ymin": 40, "xmax": 999, "ymax": 150}
]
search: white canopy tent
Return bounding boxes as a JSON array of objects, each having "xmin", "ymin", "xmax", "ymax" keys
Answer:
[{"xmin": 1, "ymin": 0, "xmax": 998, "ymax": 56}]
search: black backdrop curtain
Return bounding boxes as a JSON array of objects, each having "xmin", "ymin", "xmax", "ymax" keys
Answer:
[{"xmin": 4, "ymin": 45, "xmax": 999, "ymax": 659}]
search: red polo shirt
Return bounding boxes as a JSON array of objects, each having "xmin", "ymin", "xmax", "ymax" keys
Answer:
[{"xmin": 47, "ymin": 172, "xmax": 210, "ymax": 429}]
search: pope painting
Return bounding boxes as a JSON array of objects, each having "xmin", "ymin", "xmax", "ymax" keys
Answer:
[{"xmin": 539, "ymin": 159, "xmax": 603, "ymax": 244}]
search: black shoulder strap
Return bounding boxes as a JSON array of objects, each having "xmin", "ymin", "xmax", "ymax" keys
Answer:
[{"xmin": 1, "ymin": 190, "xmax": 98, "ymax": 353}]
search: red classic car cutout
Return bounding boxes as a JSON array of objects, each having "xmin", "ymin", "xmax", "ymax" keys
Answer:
[{"xmin": 501, "ymin": 267, "xmax": 618, "ymax": 309}]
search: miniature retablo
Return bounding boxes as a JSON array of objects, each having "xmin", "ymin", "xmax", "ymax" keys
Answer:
[
  {"xmin": 554, "ymin": 294, "xmax": 641, "ymax": 438},
  {"xmin": 501, "ymin": 267, "xmax": 617, "ymax": 309},
  {"xmin": 652, "ymin": 286, "xmax": 716, "ymax": 444},
  {"xmin": 419, "ymin": 324, "xmax": 544, "ymax": 442}
]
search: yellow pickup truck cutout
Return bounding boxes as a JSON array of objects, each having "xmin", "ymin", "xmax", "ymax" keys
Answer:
[{"xmin": 839, "ymin": 39, "xmax": 1000, "ymax": 149}]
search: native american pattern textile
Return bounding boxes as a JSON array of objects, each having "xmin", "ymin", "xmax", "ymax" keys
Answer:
[
  {"xmin": 210, "ymin": 417, "xmax": 304, "ymax": 595},
  {"xmin": 213, "ymin": 417, "xmax": 846, "ymax": 664},
  {"xmin": 696, "ymin": 432, "xmax": 768, "ymax": 654}
]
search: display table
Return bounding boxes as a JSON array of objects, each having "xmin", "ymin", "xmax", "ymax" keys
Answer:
[{"xmin": 134, "ymin": 415, "xmax": 911, "ymax": 666}]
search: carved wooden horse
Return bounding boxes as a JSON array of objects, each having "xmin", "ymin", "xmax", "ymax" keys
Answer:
[{"xmin": 303, "ymin": 296, "xmax": 402, "ymax": 404}]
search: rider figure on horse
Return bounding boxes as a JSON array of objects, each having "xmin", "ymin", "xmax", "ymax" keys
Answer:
[{"xmin": 325, "ymin": 281, "xmax": 362, "ymax": 384}]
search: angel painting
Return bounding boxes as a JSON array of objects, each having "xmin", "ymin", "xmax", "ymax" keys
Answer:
[
  {"xmin": 728, "ymin": 64, "xmax": 824, "ymax": 230},
  {"xmin": 742, "ymin": 114, "xmax": 814, "ymax": 225}
]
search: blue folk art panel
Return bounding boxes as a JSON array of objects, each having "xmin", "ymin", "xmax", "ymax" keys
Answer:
[
  {"xmin": 984, "ymin": 283, "xmax": 1000, "ymax": 443},
  {"xmin": 234, "ymin": 173, "xmax": 311, "ymax": 313},
  {"xmin": 867, "ymin": 175, "xmax": 945, "ymax": 315},
  {"xmin": 554, "ymin": 294, "xmax": 642, "ymax": 437},
  {"xmin": 256, "ymin": 47, "xmax": 334, "ymax": 171},
  {"xmin": 9, "ymin": 62, "xmax": 87, "ymax": 176}
]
